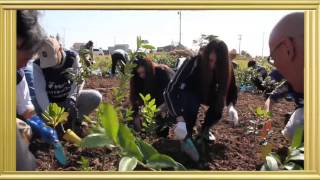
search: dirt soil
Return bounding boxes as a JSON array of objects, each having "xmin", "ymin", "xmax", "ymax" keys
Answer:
[{"xmin": 32, "ymin": 75, "xmax": 295, "ymax": 171}]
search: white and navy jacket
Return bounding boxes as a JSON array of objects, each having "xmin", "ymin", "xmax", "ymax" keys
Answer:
[{"xmin": 33, "ymin": 50, "xmax": 83, "ymax": 112}]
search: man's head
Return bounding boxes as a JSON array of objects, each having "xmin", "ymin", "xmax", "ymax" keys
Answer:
[
  {"xmin": 38, "ymin": 37, "xmax": 63, "ymax": 68},
  {"xmin": 229, "ymin": 49, "xmax": 237, "ymax": 60},
  {"xmin": 269, "ymin": 12, "xmax": 304, "ymax": 93},
  {"xmin": 17, "ymin": 10, "xmax": 45, "ymax": 69}
]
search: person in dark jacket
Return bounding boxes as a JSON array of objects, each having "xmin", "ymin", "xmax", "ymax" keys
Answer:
[
  {"xmin": 111, "ymin": 49, "xmax": 129, "ymax": 76},
  {"xmin": 164, "ymin": 39, "xmax": 238, "ymax": 141},
  {"xmin": 247, "ymin": 60, "xmax": 268, "ymax": 91},
  {"xmin": 130, "ymin": 57, "xmax": 175, "ymax": 133}
]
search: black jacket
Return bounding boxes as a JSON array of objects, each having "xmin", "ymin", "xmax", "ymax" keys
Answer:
[{"xmin": 164, "ymin": 56, "xmax": 238, "ymax": 125}]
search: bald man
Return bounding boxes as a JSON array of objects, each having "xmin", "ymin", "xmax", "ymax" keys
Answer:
[{"xmin": 268, "ymin": 12, "xmax": 304, "ymax": 140}]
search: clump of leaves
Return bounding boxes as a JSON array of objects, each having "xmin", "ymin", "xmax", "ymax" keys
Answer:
[
  {"xmin": 138, "ymin": 93, "xmax": 159, "ymax": 136},
  {"xmin": 81, "ymin": 103, "xmax": 185, "ymax": 171},
  {"xmin": 234, "ymin": 67, "xmax": 259, "ymax": 91},
  {"xmin": 42, "ymin": 103, "xmax": 69, "ymax": 128},
  {"xmin": 77, "ymin": 156, "xmax": 92, "ymax": 171},
  {"xmin": 261, "ymin": 126, "xmax": 304, "ymax": 171}
]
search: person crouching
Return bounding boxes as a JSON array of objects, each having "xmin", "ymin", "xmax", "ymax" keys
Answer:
[{"xmin": 33, "ymin": 37, "xmax": 102, "ymax": 136}]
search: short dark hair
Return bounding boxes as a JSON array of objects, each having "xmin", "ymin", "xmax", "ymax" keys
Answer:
[{"xmin": 17, "ymin": 10, "xmax": 45, "ymax": 51}]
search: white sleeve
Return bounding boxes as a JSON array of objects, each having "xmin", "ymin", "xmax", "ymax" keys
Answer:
[
  {"xmin": 16, "ymin": 76, "xmax": 34, "ymax": 116},
  {"xmin": 33, "ymin": 63, "xmax": 50, "ymax": 112},
  {"xmin": 282, "ymin": 107, "xmax": 304, "ymax": 140},
  {"xmin": 68, "ymin": 55, "xmax": 84, "ymax": 100}
]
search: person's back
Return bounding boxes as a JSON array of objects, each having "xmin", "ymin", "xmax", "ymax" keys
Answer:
[{"xmin": 111, "ymin": 49, "xmax": 129, "ymax": 75}]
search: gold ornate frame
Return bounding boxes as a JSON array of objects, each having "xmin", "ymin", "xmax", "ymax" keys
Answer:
[{"xmin": 0, "ymin": 0, "xmax": 319, "ymax": 179}]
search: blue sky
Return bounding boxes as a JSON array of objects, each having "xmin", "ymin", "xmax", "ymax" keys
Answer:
[{"xmin": 39, "ymin": 10, "xmax": 303, "ymax": 56}]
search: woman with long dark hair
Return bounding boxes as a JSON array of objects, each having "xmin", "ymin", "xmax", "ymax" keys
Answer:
[
  {"xmin": 164, "ymin": 39, "xmax": 238, "ymax": 162},
  {"xmin": 130, "ymin": 57, "xmax": 175, "ymax": 132}
]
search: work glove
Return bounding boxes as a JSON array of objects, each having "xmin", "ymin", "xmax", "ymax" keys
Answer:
[
  {"xmin": 27, "ymin": 115, "xmax": 67, "ymax": 165},
  {"xmin": 228, "ymin": 104, "xmax": 239, "ymax": 127},
  {"xmin": 174, "ymin": 118, "xmax": 188, "ymax": 140},
  {"xmin": 27, "ymin": 115, "xmax": 59, "ymax": 144}
]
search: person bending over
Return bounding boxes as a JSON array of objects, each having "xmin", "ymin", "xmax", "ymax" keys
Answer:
[
  {"xmin": 164, "ymin": 39, "xmax": 238, "ymax": 162},
  {"xmin": 130, "ymin": 57, "xmax": 175, "ymax": 135}
]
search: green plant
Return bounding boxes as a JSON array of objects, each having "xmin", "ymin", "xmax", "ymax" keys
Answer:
[
  {"xmin": 149, "ymin": 52, "xmax": 177, "ymax": 69},
  {"xmin": 63, "ymin": 56, "xmax": 93, "ymax": 131},
  {"xmin": 247, "ymin": 107, "xmax": 274, "ymax": 160},
  {"xmin": 111, "ymin": 62, "xmax": 136, "ymax": 123},
  {"xmin": 234, "ymin": 67, "xmax": 259, "ymax": 88},
  {"xmin": 261, "ymin": 126, "xmax": 304, "ymax": 171},
  {"xmin": 77, "ymin": 156, "xmax": 92, "ymax": 171},
  {"xmin": 81, "ymin": 103, "xmax": 186, "ymax": 171},
  {"xmin": 139, "ymin": 93, "xmax": 159, "ymax": 135},
  {"xmin": 42, "ymin": 103, "xmax": 69, "ymax": 129}
]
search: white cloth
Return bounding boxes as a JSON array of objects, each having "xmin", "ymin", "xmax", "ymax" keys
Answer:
[
  {"xmin": 282, "ymin": 107, "xmax": 304, "ymax": 140},
  {"xmin": 174, "ymin": 121, "xmax": 187, "ymax": 140},
  {"xmin": 16, "ymin": 74, "xmax": 34, "ymax": 116},
  {"xmin": 228, "ymin": 104, "xmax": 239, "ymax": 126}
]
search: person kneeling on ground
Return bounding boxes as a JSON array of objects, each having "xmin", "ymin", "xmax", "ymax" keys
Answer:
[
  {"xmin": 130, "ymin": 57, "xmax": 175, "ymax": 136},
  {"xmin": 33, "ymin": 37, "xmax": 102, "ymax": 136},
  {"xmin": 268, "ymin": 12, "xmax": 304, "ymax": 141},
  {"xmin": 164, "ymin": 39, "xmax": 238, "ymax": 163}
]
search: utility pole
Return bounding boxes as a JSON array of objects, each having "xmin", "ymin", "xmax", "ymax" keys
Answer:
[
  {"xmin": 238, "ymin": 34, "xmax": 242, "ymax": 55},
  {"xmin": 178, "ymin": 11, "xmax": 182, "ymax": 45}
]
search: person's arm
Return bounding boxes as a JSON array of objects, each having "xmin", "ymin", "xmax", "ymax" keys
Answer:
[
  {"xmin": 226, "ymin": 69, "xmax": 238, "ymax": 106},
  {"xmin": 33, "ymin": 63, "xmax": 50, "ymax": 113},
  {"xmin": 16, "ymin": 74, "xmax": 35, "ymax": 119},
  {"xmin": 226, "ymin": 69, "xmax": 239, "ymax": 126},
  {"xmin": 68, "ymin": 55, "xmax": 84, "ymax": 101}
]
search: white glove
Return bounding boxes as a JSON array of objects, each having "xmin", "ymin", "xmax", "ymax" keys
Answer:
[
  {"xmin": 228, "ymin": 105, "xmax": 239, "ymax": 127},
  {"xmin": 174, "ymin": 121, "xmax": 188, "ymax": 140}
]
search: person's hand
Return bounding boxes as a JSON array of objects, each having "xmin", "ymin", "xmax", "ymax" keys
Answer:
[
  {"xmin": 265, "ymin": 97, "xmax": 271, "ymax": 112},
  {"xmin": 27, "ymin": 115, "xmax": 59, "ymax": 144},
  {"xmin": 228, "ymin": 105, "xmax": 239, "ymax": 127},
  {"xmin": 40, "ymin": 126, "xmax": 59, "ymax": 144},
  {"xmin": 174, "ymin": 118, "xmax": 187, "ymax": 140}
]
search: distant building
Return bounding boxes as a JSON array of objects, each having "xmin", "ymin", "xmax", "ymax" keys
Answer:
[
  {"xmin": 157, "ymin": 44, "xmax": 186, "ymax": 52},
  {"xmin": 108, "ymin": 44, "xmax": 130, "ymax": 54}
]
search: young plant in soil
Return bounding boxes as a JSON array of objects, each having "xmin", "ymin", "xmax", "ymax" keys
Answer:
[
  {"xmin": 63, "ymin": 55, "xmax": 92, "ymax": 131},
  {"xmin": 77, "ymin": 156, "xmax": 92, "ymax": 171},
  {"xmin": 247, "ymin": 107, "xmax": 273, "ymax": 160},
  {"xmin": 42, "ymin": 103, "xmax": 69, "ymax": 129},
  {"xmin": 138, "ymin": 93, "xmax": 159, "ymax": 137},
  {"xmin": 261, "ymin": 126, "xmax": 304, "ymax": 171},
  {"xmin": 41, "ymin": 103, "xmax": 69, "ymax": 166},
  {"xmin": 111, "ymin": 62, "xmax": 136, "ymax": 123},
  {"xmin": 81, "ymin": 103, "xmax": 186, "ymax": 171}
]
